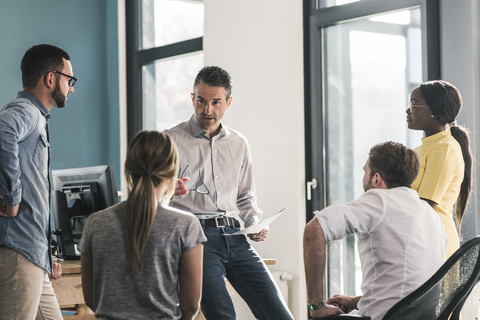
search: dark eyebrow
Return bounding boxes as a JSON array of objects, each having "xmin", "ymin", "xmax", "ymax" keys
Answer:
[{"xmin": 197, "ymin": 96, "xmax": 223, "ymax": 102}]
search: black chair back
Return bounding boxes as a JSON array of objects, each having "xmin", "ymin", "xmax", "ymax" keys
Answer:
[
  {"xmin": 312, "ymin": 236, "xmax": 480, "ymax": 320},
  {"xmin": 382, "ymin": 235, "xmax": 480, "ymax": 320}
]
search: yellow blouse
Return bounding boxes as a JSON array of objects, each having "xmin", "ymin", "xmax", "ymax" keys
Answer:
[{"xmin": 412, "ymin": 130, "xmax": 464, "ymax": 259}]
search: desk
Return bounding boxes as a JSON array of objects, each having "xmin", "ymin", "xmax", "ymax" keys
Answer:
[
  {"xmin": 51, "ymin": 260, "xmax": 94, "ymax": 317},
  {"xmin": 53, "ymin": 259, "xmax": 276, "ymax": 320}
]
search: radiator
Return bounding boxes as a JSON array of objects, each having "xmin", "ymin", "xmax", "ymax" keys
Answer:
[
  {"xmin": 462, "ymin": 281, "xmax": 480, "ymax": 319},
  {"xmin": 231, "ymin": 271, "xmax": 293, "ymax": 319}
]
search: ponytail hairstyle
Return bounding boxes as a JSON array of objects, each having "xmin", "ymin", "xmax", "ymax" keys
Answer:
[
  {"xmin": 124, "ymin": 131, "xmax": 179, "ymax": 273},
  {"xmin": 420, "ymin": 80, "xmax": 473, "ymax": 227}
]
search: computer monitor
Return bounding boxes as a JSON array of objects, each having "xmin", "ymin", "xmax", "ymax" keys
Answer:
[{"xmin": 52, "ymin": 164, "xmax": 119, "ymax": 260}]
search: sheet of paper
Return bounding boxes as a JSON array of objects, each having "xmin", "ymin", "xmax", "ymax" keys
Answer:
[{"xmin": 224, "ymin": 208, "xmax": 286, "ymax": 236}]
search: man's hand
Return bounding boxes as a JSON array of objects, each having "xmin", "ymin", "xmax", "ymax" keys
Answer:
[
  {"xmin": 0, "ymin": 197, "xmax": 19, "ymax": 217},
  {"xmin": 48, "ymin": 262, "xmax": 63, "ymax": 280},
  {"xmin": 247, "ymin": 227, "xmax": 269, "ymax": 242},
  {"xmin": 326, "ymin": 295, "xmax": 361, "ymax": 313},
  {"xmin": 309, "ymin": 304, "xmax": 344, "ymax": 318},
  {"xmin": 174, "ymin": 178, "xmax": 189, "ymax": 197}
]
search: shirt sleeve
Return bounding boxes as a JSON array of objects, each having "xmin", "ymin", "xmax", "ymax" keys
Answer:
[
  {"xmin": 236, "ymin": 140, "xmax": 263, "ymax": 228},
  {"xmin": 315, "ymin": 191, "xmax": 387, "ymax": 242},
  {"xmin": 415, "ymin": 142, "xmax": 461, "ymax": 204},
  {"xmin": 182, "ymin": 216, "xmax": 207, "ymax": 252},
  {"xmin": 0, "ymin": 105, "xmax": 38, "ymax": 206}
]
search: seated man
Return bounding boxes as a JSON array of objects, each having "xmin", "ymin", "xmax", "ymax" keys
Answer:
[{"xmin": 303, "ymin": 141, "xmax": 448, "ymax": 320}]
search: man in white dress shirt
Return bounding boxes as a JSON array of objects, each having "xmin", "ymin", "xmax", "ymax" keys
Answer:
[
  {"xmin": 166, "ymin": 66, "xmax": 292, "ymax": 319},
  {"xmin": 303, "ymin": 141, "xmax": 448, "ymax": 320}
]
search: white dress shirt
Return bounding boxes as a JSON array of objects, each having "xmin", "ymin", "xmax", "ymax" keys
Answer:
[
  {"xmin": 315, "ymin": 187, "xmax": 448, "ymax": 320},
  {"xmin": 165, "ymin": 115, "xmax": 262, "ymax": 227}
]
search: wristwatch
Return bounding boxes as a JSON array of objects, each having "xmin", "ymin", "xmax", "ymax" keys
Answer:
[{"xmin": 308, "ymin": 300, "xmax": 325, "ymax": 311}]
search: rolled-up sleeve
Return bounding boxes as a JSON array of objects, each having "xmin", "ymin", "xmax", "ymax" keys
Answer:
[
  {"xmin": 0, "ymin": 106, "xmax": 35, "ymax": 206},
  {"xmin": 315, "ymin": 191, "xmax": 387, "ymax": 242}
]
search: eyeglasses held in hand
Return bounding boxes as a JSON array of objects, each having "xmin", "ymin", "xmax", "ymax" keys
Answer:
[
  {"xmin": 45, "ymin": 70, "xmax": 77, "ymax": 87},
  {"xmin": 180, "ymin": 165, "xmax": 210, "ymax": 195},
  {"xmin": 408, "ymin": 101, "xmax": 430, "ymax": 114}
]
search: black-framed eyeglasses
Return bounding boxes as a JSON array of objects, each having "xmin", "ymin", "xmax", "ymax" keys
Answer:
[
  {"xmin": 45, "ymin": 70, "xmax": 77, "ymax": 87},
  {"xmin": 408, "ymin": 101, "xmax": 430, "ymax": 114},
  {"xmin": 180, "ymin": 165, "xmax": 210, "ymax": 195}
]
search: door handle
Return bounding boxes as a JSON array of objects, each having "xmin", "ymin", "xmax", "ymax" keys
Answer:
[{"xmin": 307, "ymin": 178, "xmax": 318, "ymax": 201}]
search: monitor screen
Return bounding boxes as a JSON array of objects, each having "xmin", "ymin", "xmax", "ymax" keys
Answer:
[{"xmin": 52, "ymin": 164, "xmax": 119, "ymax": 259}]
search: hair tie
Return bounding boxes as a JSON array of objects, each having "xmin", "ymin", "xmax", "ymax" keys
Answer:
[{"xmin": 445, "ymin": 120, "xmax": 457, "ymax": 130}]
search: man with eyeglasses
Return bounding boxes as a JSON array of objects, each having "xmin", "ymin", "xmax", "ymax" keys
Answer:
[
  {"xmin": 165, "ymin": 66, "xmax": 293, "ymax": 319},
  {"xmin": 0, "ymin": 44, "xmax": 76, "ymax": 320}
]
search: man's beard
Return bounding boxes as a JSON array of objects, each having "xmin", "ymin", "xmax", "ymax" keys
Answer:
[
  {"xmin": 51, "ymin": 80, "xmax": 66, "ymax": 108},
  {"xmin": 363, "ymin": 180, "xmax": 374, "ymax": 192}
]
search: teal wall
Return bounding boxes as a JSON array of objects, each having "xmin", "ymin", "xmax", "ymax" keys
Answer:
[{"xmin": 0, "ymin": 0, "xmax": 121, "ymax": 188}]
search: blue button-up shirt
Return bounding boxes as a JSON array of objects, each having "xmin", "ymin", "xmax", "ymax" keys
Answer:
[
  {"xmin": 0, "ymin": 91, "xmax": 52, "ymax": 272},
  {"xmin": 165, "ymin": 115, "xmax": 263, "ymax": 228}
]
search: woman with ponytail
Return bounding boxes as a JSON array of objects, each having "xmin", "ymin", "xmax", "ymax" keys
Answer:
[
  {"xmin": 406, "ymin": 80, "xmax": 472, "ymax": 259},
  {"xmin": 80, "ymin": 131, "xmax": 207, "ymax": 320}
]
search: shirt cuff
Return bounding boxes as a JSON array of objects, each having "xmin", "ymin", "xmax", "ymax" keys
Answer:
[
  {"xmin": 1, "ymin": 188, "xmax": 22, "ymax": 207},
  {"xmin": 243, "ymin": 215, "xmax": 260, "ymax": 228}
]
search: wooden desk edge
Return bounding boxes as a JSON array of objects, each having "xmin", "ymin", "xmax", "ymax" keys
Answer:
[
  {"xmin": 58, "ymin": 258, "xmax": 276, "ymax": 273},
  {"xmin": 263, "ymin": 259, "xmax": 276, "ymax": 265}
]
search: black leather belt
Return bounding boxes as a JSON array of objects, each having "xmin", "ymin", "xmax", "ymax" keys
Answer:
[{"xmin": 199, "ymin": 216, "xmax": 240, "ymax": 228}]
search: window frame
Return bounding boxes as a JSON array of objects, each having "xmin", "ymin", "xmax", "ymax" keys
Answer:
[
  {"xmin": 303, "ymin": 0, "xmax": 440, "ymax": 220},
  {"xmin": 126, "ymin": 0, "xmax": 203, "ymax": 142},
  {"xmin": 303, "ymin": 0, "xmax": 440, "ymax": 298}
]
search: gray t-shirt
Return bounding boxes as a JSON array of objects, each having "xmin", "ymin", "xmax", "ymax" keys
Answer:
[{"xmin": 80, "ymin": 201, "xmax": 207, "ymax": 320}]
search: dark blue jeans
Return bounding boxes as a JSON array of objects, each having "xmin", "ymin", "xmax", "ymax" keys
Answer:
[{"xmin": 201, "ymin": 226, "xmax": 293, "ymax": 320}]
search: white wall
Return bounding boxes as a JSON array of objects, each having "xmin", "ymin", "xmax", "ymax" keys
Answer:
[{"xmin": 204, "ymin": 0, "xmax": 307, "ymax": 319}]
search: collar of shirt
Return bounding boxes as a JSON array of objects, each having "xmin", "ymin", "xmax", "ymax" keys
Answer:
[
  {"xmin": 188, "ymin": 114, "xmax": 230, "ymax": 139},
  {"xmin": 16, "ymin": 91, "xmax": 51, "ymax": 121}
]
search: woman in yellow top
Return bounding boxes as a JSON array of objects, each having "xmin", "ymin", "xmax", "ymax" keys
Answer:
[{"xmin": 406, "ymin": 80, "xmax": 472, "ymax": 259}]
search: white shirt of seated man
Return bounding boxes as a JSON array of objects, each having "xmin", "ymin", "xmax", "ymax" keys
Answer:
[{"xmin": 304, "ymin": 156, "xmax": 448, "ymax": 320}]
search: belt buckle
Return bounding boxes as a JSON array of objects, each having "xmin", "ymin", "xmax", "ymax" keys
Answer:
[{"xmin": 215, "ymin": 217, "xmax": 230, "ymax": 228}]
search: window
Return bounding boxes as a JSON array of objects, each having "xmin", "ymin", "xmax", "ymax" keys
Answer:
[
  {"xmin": 317, "ymin": 0, "xmax": 361, "ymax": 9},
  {"xmin": 127, "ymin": 0, "xmax": 204, "ymax": 141},
  {"xmin": 304, "ymin": 0, "xmax": 440, "ymax": 297}
]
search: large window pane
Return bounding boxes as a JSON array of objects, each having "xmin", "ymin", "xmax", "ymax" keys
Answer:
[
  {"xmin": 142, "ymin": 51, "xmax": 204, "ymax": 131},
  {"xmin": 324, "ymin": 8, "xmax": 423, "ymax": 297},
  {"xmin": 141, "ymin": 0, "xmax": 204, "ymax": 50}
]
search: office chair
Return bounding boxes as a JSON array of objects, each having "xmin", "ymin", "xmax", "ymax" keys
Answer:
[{"xmin": 312, "ymin": 235, "xmax": 480, "ymax": 320}]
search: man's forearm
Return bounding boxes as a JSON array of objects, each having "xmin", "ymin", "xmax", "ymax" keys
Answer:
[{"xmin": 304, "ymin": 218, "xmax": 327, "ymax": 304}]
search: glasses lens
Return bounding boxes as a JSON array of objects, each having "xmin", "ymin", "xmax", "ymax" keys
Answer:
[
  {"xmin": 184, "ymin": 181, "xmax": 195, "ymax": 190},
  {"xmin": 69, "ymin": 78, "xmax": 76, "ymax": 87},
  {"xmin": 196, "ymin": 186, "xmax": 209, "ymax": 194}
]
